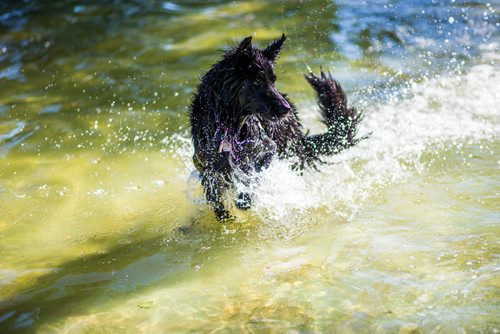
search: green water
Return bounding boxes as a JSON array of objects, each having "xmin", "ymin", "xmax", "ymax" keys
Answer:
[{"xmin": 0, "ymin": 1, "xmax": 499, "ymax": 332}]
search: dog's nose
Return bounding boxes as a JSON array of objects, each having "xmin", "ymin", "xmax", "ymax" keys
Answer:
[
  {"xmin": 282, "ymin": 99, "xmax": 292, "ymax": 111},
  {"xmin": 276, "ymin": 97, "xmax": 292, "ymax": 117},
  {"xmin": 280, "ymin": 98, "xmax": 292, "ymax": 112},
  {"xmin": 278, "ymin": 105, "xmax": 292, "ymax": 117}
]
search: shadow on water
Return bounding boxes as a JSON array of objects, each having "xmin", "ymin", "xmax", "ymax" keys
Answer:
[{"xmin": 0, "ymin": 212, "xmax": 258, "ymax": 332}]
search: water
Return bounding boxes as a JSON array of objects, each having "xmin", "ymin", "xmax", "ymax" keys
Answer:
[{"xmin": 0, "ymin": 0, "xmax": 499, "ymax": 332}]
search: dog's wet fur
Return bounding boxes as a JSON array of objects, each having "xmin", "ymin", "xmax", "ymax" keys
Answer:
[{"xmin": 190, "ymin": 34, "xmax": 364, "ymax": 221}]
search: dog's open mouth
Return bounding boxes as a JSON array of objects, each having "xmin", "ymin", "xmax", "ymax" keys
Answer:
[
  {"xmin": 259, "ymin": 112, "xmax": 279, "ymax": 122},
  {"xmin": 259, "ymin": 107, "xmax": 290, "ymax": 122}
]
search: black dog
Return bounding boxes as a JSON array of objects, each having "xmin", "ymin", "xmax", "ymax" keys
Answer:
[{"xmin": 190, "ymin": 34, "xmax": 363, "ymax": 221}]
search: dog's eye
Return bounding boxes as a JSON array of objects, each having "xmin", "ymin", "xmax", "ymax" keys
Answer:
[{"xmin": 253, "ymin": 77, "xmax": 263, "ymax": 87}]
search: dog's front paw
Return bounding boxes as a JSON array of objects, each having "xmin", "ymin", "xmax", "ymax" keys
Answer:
[
  {"xmin": 214, "ymin": 206, "xmax": 235, "ymax": 223},
  {"xmin": 235, "ymin": 192, "xmax": 252, "ymax": 210}
]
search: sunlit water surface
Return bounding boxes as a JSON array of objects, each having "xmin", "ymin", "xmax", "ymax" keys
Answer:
[{"xmin": 0, "ymin": 1, "xmax": 499, "ymax": 333}]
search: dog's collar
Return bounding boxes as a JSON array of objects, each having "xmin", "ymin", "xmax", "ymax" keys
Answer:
[{"xmin": 218, "ymin": 127, "xmax": 233, "ymax": 153}]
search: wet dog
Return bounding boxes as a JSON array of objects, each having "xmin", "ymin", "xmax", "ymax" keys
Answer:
[{"xmin": 190, "ymin": 34, "xmax": 364, "ymax": 221}]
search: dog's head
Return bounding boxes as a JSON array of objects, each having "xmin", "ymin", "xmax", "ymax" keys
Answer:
[{"xmin": 225, "ymin": 34, "xmax": 292, "ymax": 122}]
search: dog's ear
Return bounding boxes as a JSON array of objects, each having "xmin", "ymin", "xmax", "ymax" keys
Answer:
[
  {"xmin": 263, "ymin": 33, "xmax": 286, "ymax": 62},
  {"xmin": 233, "ymin": 36, "xmax": 254, "ymax": 69},
  {"xmin": 236, "ymin": 36, "xmax": 253, "ymax": 54}
]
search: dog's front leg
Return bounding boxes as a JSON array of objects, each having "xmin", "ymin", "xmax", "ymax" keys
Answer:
[
  {"xmin": 233, "ymin": 174, "xmax": 255, "ymax": 210},
  {"xmin": 201, "ymin": 168, "xmax": 233, "ymax": 222}
]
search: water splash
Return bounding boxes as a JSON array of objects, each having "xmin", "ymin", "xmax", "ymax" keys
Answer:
[
  {"xmin": 174, "ymin": 62, "xmax": 499, "ymax": 238},
  {"xmin": 255, "ymin": 64, "xmax": 498, "ymax": 234}
]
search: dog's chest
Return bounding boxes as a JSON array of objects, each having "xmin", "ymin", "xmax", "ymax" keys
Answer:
[{"xmin": 218, "ymin": 118, "xmax": 277, "ymax": 173}]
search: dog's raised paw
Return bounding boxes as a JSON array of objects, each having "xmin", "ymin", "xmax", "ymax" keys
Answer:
[{"xmin": 235, "ymin": 192, "xmax": 252, "ymax": 210}]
